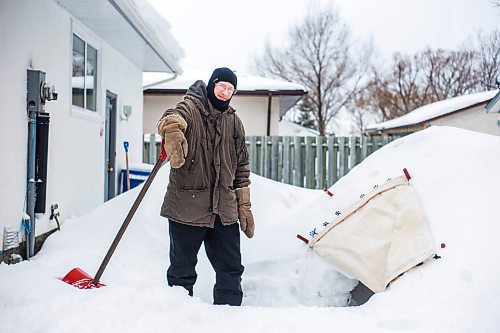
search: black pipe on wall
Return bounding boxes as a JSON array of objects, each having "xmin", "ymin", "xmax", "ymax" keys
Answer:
[
  {"xmin": 266, "ymin": 93, "xmax": 272, "ymax": 136},
  {"xmin": 35, "ymin": 112, "xmax": 50, "ymax": 214}
]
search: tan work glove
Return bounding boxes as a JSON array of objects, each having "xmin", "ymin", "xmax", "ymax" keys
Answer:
[
  {"xmin": 235, "ymin": 187, "xmax": 254, "ymax": 238},
  {"xmin": 157, "ymin": 114, "xmax": 188, "ymax": 168}
]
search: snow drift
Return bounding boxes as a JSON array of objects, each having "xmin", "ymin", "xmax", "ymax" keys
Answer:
[{"xmin": 1, "ymin": 126, "xmax": 500, "ymax": 333}]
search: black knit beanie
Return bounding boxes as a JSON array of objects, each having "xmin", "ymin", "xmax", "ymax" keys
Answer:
[{"xmin": 207, "ymin": 67, "xmax": 237, "ymax": 111}]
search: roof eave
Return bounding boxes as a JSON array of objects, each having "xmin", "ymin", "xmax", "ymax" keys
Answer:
[
  {"xmin": 144, "ymin": 89, "xmax": 306, "ymax": 96},
  {"xmin": 108, "ymin": 0, "xmax": 183, "ymax": 74},
  {"xmin": 55, "ymin": 0, "xmax": 183, "ymax": 74}
]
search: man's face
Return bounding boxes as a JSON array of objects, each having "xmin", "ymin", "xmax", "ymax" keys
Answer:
[{"xmin": 214, "ymin": 81, "xmax": 236, "ymax": 101}]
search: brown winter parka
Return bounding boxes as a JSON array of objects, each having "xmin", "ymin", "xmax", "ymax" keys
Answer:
[{"xmin": 158, "ymin": 80, "xmax": 251, "ymax": 227}]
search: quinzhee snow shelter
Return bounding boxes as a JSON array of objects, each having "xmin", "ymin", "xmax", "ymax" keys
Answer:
[{"xmin": 309, "ymin": 170, "xmax": 435, "ymax": 293}]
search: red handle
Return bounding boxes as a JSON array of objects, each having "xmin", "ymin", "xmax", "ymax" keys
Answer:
[
  {"xmin": 159, "ymin": 138, "xmax": 167, "ymax": 161},
  {"xmin": 403, "ymin": 168, "xmax": 411, "ymax": 181},
  {"xmin": 297, "ymin": 234, "xmax": 309, "ymax": 244}
]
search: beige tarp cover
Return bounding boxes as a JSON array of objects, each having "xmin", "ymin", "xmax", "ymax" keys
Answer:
[{"xmin": 309, "ymin": 175, "xmax": 435, "ymax": 293}]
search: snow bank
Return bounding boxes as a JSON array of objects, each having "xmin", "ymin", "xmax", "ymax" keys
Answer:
[{"xmin": 1, "ymin": 126, "xmax": 500, "ymax": 332}]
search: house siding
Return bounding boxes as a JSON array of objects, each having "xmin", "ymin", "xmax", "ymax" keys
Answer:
[
  {"xmin": 144, "ymin": 94, "xmax": 281, "ymax": 136},
  {"xmin": 0, "ymin": 0, "xmax": 145, "ymax": 245},
  {"xmin": 233, "ymin": 95, "xmax": 281, "ymax": 136},
  {"xmin": 430, "ymin": 104, "xmax": 500, "ymax": 136}
]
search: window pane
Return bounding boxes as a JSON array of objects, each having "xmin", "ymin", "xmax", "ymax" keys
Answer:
[
  {"xmin": 72, "ymin": 34, "xmax": 85, "ymax": 108},
  {"xmin": 86, "ymin": 44, "xmax": 97, "ymax": 111}
]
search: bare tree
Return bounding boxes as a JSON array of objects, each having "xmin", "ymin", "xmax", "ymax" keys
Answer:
[
  {"xmin": 358, "ymin": 47, "xmax": 485, "ymax": 124},
  {"xmin": 422, "ymin": 48, "xmax": 479, "ymax": 100},
  {"xmin": 252, "ymin": 2, "xmax": 370, "ymax": 135},
  {"xmin": 356, "ymin": 53, "xmax": 430, "ymax": 122},
  {"xmin": 476, "ymin": 29, "xmax": 500, "ymax": 88}
]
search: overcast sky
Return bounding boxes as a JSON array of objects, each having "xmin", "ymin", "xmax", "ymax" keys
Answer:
[{"xmin": 148, "ymin": 0, "xmax": 499, "ymax": 74}]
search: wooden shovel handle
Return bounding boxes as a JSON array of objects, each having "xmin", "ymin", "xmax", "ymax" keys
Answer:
[{"xmin": 92, "ymin": 155, "xmax": 165, "ymax": 286}]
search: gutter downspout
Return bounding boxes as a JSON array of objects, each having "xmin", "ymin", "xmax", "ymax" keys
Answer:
[
  {"xmin": 142, "ymin": 72, "xmax": 178, "ymax": 91},
  {"xmin": 266, "ymin": 92, "xmax": 272, "ymax": 136},
  {"xmin": 26, "ymin": 105, "xmax": 37, "ymax": 258}
]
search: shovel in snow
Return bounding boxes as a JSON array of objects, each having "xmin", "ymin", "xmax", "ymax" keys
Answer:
[{"xmin": 61, "ymin": 139, "xmax": 167, "ymax": 289}]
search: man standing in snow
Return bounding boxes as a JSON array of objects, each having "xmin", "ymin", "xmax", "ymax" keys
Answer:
[{"xmin": 157, "ymin": 67, "xmax": 254, "ymax": 306}]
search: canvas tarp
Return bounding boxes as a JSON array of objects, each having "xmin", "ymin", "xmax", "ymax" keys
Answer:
[{"xmin": 309, "ymin": 174, "xmax": 435, "ymax": 293}]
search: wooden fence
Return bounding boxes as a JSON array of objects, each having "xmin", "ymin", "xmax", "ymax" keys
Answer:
[{"xmin": 143, "ymin": 134, "xmax": 400, "ymax": 189}]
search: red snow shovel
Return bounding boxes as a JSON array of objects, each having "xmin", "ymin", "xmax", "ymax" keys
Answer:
[{"xmin": 61, "ymin": 139, "xmax": 167, "ymax": 289}]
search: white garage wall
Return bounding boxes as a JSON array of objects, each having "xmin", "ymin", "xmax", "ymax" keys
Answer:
[
  {"xmin": 0, "ymin": 0, "xmax": 145, "ymax": 240},
  {"xmin": 144, "ymin": 94, "xmax": 281, "ymax": 136}
]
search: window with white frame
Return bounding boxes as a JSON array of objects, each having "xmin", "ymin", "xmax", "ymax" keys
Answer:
[{"xmin": 72, "ymin": 33, "xmax": 98, "ymax": 111}]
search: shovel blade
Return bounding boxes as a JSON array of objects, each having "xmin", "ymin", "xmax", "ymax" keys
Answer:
[{"xmin": 61, "ymin": 267, "xmax": 106, "ymax": 289}]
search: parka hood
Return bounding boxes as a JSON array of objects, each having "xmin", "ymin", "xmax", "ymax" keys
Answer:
[
  {"xmin": 186, "ymin": 80, "xmax": 210, "ymax": 112},
  {"xmin": 186, "ymin": 80, "xmax": 235, "ymax": 115}
]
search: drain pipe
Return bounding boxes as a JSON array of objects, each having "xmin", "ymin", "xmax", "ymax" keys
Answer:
[
  {"xmin": 26, "ymin": 101, "xmax": 36, "ymax": 259},
  {"xmin": 142, "ymin": 72, "xmax": 178, "ymax": 91},
  {"xmin": 266, "ymin": 92, "xmax": 272, "ymax": 136},
  {"xmin": 26, "ymin": 70, "xmax": 57, "ymax": 258}
]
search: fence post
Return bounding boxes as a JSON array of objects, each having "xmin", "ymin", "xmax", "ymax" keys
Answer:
[
  {"xmin": 283, "ymin": 136, "xmax": 291, "ymax": 185},
  {"xmin": 305, "ymin": 137, "xmax": 314, "ymax": 188},
  {"xmin": 371, "ymin": 136, "xmax": 380, "ymax": 154},
  {"xmin": 278, "ymin": 136, "xmax": 284, "ymax": 183},
  {"xmin": 356, "ymin": 137, "xmax": 362, "ymax": 168},
  {"xmin": 249, "ymin": 136, "xmax": 258, "ymax": 173},
  {"xmin": 293, "ymin": 136, "xmax": 303, "ymax": 187},
  {"xmin": 149, "ymin": 134, "xmax": 157, "ymax": 164},
  {"xmin": 383, "ymin": 135, "xmax": 391, "ymax": 148},
  {"xmin": 338, "ymin": 137, "xmax": 346, "ymax": 177},
  {"xmin": 264, "ymin": 136, "xmax": 272, "ymax": 178},
  {"xmin": 259, "ymin": 136, "xmax": 265, "ymax": 176},
  {"xmin": 316, "ymin": 136, "xmax": 325, "ymax": 189},
  {"xmin": 271, "ymin": 136, "xmax": 279, "ymax": 181},
  {"xmin": 142, "ymin": 136, "xmax": 148, "ymax": 163},
  {"xmin": 327, "ymin": 136, "xmax": 337, "ymax": 186},
  {"xmin": 349, "ymin": 137, "xmax": 357, "ymax": 171},
  {"xmin": 361, "ymin": 136, "xmax": 368, "ymax": 161}
]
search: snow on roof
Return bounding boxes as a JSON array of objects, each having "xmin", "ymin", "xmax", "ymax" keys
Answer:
[
  {"xmin": 56, "ymin": 0, "xmax": 183, "ymax": 73},
  {"xmin": 278, "ymin": 120, "xmax": 320, "ymax": 136},
  {"xmin": 143, "ymin": 66, "xmax": 306, "ymax": 93},
  {"xmin": 365, "ymin": 90, "xmax": 499, "ymax": 131}
]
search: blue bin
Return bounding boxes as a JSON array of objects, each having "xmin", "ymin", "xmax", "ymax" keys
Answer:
[{"xmin": 121, "ymin": 168, "xmax": 151, "ymax": 192}]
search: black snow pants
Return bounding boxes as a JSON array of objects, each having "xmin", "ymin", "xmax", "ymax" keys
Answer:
[{"xmin": 166, "ymin": 216, "xmax": 244, "ymax": 306}]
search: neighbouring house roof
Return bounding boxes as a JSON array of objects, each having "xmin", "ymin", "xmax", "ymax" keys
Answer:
[
  {"xmin": 55, "ymin": 0, "xmax": 183, "ymax": 73},
  {"xmin": 485, "ymin": 91, "xmax": 500, "ymax": 113},
  {"xmin": 143, "ymin": 68, "xmax": 307, "ymax": 117},
  {"xmin": 143, "ymin": 69, "xmax": 306, "ymax": 94},
  {"xmin": 365, "ymin": 90, "xmax": 499, "ymax": 133}
]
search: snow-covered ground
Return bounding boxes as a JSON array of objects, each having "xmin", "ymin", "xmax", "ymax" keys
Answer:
[{"xmin": 1, "ymin": 126, "xmax": 499, "ymax": 332}]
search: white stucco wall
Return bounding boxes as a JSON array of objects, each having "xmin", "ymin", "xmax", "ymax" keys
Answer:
[
  {"xmin": 143, "ymin": 95, "xmax": 178, "ymax": 134},
  {"xmin": 232, "ymin": 96, "xmax": 280, "ymax": 136},
  {"xmin": 144, "ymin": 94, "xmax": 280, "ymax": 136},
  {"xmin": 431, "ymin": 104, "xmax": 500, "ymax": 136},
  {"xmin": 0, "ymin": 0, "xmax": 144, "ymax": 240}
]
